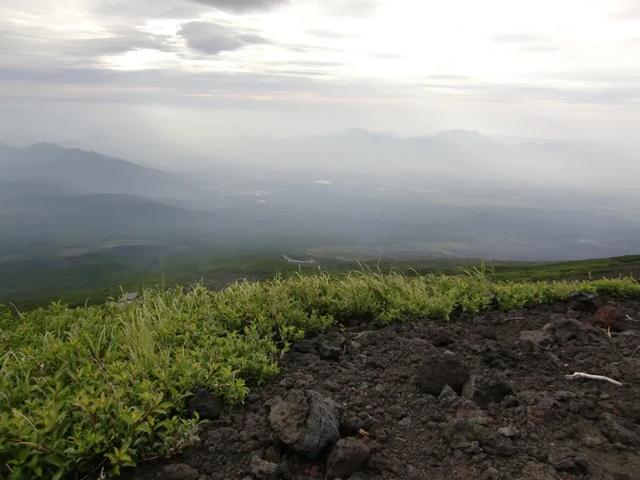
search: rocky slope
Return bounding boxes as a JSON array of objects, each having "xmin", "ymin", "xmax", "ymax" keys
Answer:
[{"xmin": 132, "ymin": 294, "xmax": 640, "ymax": 480}]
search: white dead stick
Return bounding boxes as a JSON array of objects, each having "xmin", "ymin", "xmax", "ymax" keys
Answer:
[{"xmin": 565, "ymin": 372, "xmax": 623, "ymax": 387}]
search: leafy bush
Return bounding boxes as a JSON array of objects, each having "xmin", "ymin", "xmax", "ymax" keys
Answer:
[{"xmin": 1, "ymin": 273, "xmax": 639, "ymax": 478}]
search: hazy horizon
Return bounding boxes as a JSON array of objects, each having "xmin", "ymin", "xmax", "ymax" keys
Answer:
[{"xmin": 2, "ymin": 0, "xmax": 640, "ymax": 168}]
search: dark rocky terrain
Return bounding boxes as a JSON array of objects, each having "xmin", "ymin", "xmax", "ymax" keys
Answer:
[{"xmin": 132, "ymin": 295, "xmax": 640, "ymax": 479}]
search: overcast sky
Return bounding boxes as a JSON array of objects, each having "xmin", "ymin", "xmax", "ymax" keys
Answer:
[{"xmin": 2, "ymin": 0, "xmax": 640, "ymax": 159}]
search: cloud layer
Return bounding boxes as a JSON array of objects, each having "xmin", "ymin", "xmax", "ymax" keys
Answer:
[
  {"xmin": 190, "ymin": 0, "xmax": 289, "ymax": 12},
  {"xmin": 179, "ymin": 22, "xmax": 268, "ymax": 54},
  {"xmin": 1, "ymin": 0, "xmax": 640, "ymax": 150}
]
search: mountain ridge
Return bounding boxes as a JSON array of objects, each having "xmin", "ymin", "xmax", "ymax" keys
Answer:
[{"xmin": 0, "ymin": 142, "xmax": 193, "ymax": 198}]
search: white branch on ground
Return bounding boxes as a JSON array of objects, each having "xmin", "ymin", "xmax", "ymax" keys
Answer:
[{"xmin": 565, "ymin": 372, "xmax": 623, "ymax": 386}]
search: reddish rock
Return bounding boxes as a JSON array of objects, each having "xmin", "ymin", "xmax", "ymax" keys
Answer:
[
  {"xmin": 326, "ymin": 437, "xmax": 370, "ymax": 478},
  {"xmin": 593, "ymin": 305, "xmax": 625, "ymax": 331}
]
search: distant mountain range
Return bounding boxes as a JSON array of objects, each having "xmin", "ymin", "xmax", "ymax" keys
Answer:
[
  {"xmin": 0, "ymin": 142, "xmax": 193, "ymax": 198},
  {"xmin": 1, "ymin": 137, "xmax": 639, "ymax": 285},
  {"xmin": 0, "ymin": 135, "xmax": 639, "ymax": 304},
  {"xmin": 212, "ymin": 129, "xmax": 639, "ymax": 193}
]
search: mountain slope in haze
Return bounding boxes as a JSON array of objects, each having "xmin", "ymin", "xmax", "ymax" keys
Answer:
[
  {"xmin": 0, "ymin": 193, "xmax": 214, "ymax": 257},
  {"xmin": 0, "ymin": 180, "xmax": 75, "ymax": 199},
  {"xmin": 0, "ymin": 143, "xmax": 193, "ymax": 198},
  {"xmin": 212, "ymin": 129, "xmax": 640, "ymax": 193},
  {"xmin": 1, "ymin": 136, "xmax": 639, "ymax": 296}
]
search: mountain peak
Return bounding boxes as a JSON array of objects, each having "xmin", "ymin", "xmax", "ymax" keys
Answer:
[
  {"xmin": 2, "ymin": 142, "xmax": 186, "ymax": 197},
  {"xmin": 28, "ymin": 141, "xmax": 64, "ymax": 151}
]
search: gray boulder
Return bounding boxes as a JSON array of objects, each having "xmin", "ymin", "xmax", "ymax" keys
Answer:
[
  {"xmin": 417, "ymin": 351, "xmax": 470, "ymax": 395},
  {"xmin": 268, "ymin": 389, "xmax": 340, "ymax": 459}
]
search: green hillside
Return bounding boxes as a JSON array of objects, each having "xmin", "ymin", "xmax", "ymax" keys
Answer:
[
  {"xmin": 2, "ymin": 253, "xmax": 640, "ymax": 310},
  {"xmin": 1, "ymin": 271, "xmax": 639, "ymax": 479}
]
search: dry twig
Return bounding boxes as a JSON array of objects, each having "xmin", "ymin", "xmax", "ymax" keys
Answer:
[{"xmin": 565, "ymin": 372, "xmax": 623, "ymax": 386}]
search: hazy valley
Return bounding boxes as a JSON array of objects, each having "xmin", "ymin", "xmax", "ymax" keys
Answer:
[{"xmin": 2, "ymin": 132, "xmax": 639, "ymax": 304}]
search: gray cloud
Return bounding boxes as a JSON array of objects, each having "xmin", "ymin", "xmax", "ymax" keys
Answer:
[
  {"xmin": 0, "ymin": 25, "xmax": 174, "ymax": 70},
  {"xmin": 5, "ymin": 60, "xmax": 640, "ymax": 110},
  {"xmin": 179, "ymin": 21, "xmax": 268, "ymax": 54},
  {"xmin": 66, "ymin": 27, "xmax": 174, "ymax": 56},
  {"xmin": 96, "ymin": 0, "xmax": 202, "ymax": 19},
  {"xmin": 189, "ymin": 0, "xmax": 288, "ymax": 12},
  {"xmin": 95, "ymin": 0, "xmax": 288, "ymax": 21}
]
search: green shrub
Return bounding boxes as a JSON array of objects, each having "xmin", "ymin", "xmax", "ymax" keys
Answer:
[{"xmin": 1, "ymin": 273, "xmax": 638, "ymax": 478}]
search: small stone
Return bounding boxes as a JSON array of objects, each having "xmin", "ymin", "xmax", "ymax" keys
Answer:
[
  {"xmin": 497, "ymin": 425, "xmax": 518, "ymax": 438},
  {"xmin": 482, "ymin": 435, "xmax": 516, "ymax": 457},
  {"xmin": 444, "ymin": 418, "xmax": 486, "ymax": 450},
  {"xmin": 249, "ymin": 454, "xmax": 278, "ymax": 480},
  {"xmin": 548, "ymin": 450, "xmax": 589, "ymax": 474},
  {"xmin": 439, "ymin": 384, "xmax": 459, "ymax": 404},
  {"xmin": 388, "ymin": 405, "xmax": 404, "ymax": 419},
  {"xmin": 481, "ymin": 466, "xmax": 499, "ymax": 480},
  {"xmin": 472, "ymin": 375, "xmax": 514, "ymax": 406},
  {"xmin": 599, "ymin": 413, "xmax": 640, "ymax": 446},
  {"xmin": 326, "ymin": 437, "xmax": 370, "ymax": 478},
  {"xmin": 553, "ymin": 391, "xmax": 576, "ymax": 402},
  {"xmin": 519, "ymin": 329, "xmax": 553, "ymax": 347},
  {"xmin": 157, "ymin": 464, "xmax": 199, "ymax": 480},
  {"xmin": 187, "ymin": 388, "xmax": 221, "ymax": 420},
  {"xmin": 519, "ymin": 463, "xmax": 557, "ymax": 480},
  {"xmin": 616, "ymin": 401, "xmax": 640, "ymax": 424},
  {"xmin": 431, "ymin": 329, "xmax": 454, "ymax": 347},
  {"xmin": 348, "ymin": 473, "xmax": 370, "ymax": 480},
  {"xmin": 398, "ymin": 417, "xmax": 412, "ymax": 427},
  {"xmin": 318, "ymin": 342, "xmax": 341, "ymax": 361},
  {"xmin": 582, "ymin": 431, "xmax": 606, "ymax": 447},
  {"xmin": 293, "ymin": 339, "xmax": 317, "ymax": 353},
  {"xmin": 279, "ymin": 377, "xmax": 295, "ymax": 389},
  {"xmin": 340, "ymin": 415, "xmax": 364, "ymax": 436}
]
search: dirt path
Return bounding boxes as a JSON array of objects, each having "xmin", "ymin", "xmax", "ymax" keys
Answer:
[{"xmin": 133, "ymin": 296, "xmax": 640, "ymax": 480}]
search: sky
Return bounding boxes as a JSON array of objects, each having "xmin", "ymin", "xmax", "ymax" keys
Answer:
[{"xmin": 2, "ymin": 0, "xmax": 640, "ymax": 160}]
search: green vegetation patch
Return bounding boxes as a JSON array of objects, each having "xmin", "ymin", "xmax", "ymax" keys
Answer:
[{"xmin": 1, "ymin": 273, "xmax": 639, "ymax": 478}]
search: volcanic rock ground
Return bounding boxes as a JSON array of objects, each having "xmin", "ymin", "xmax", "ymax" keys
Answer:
[{"xmin": 133, "ymin": 296, "xmax": 640, "ymax": 480}]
